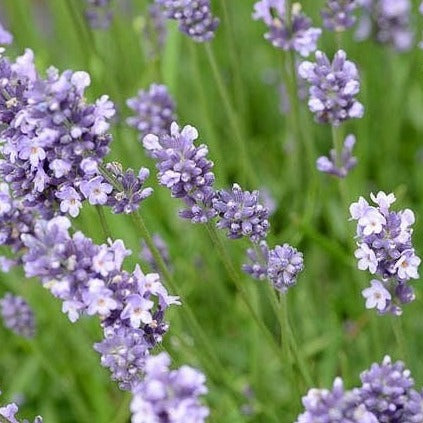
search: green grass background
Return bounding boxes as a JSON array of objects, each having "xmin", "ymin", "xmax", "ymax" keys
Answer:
[{"xmin": 1, "ymin": 0, "xmax": 423, "ymax": 422}]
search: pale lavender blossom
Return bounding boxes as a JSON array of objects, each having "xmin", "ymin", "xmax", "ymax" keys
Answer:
[
  {"xmin": 130, "ymin": 352, "xmax": 209, "ymax": 423},
  {"xmin": 80, "ymin": 176, "xmax": 113, "ymax": 205},
  {"xmin": 103, "ymin": 162, "xmax": 154, "ymax": 214},
  {"xmin": 362, "ymin": 279, "xmax": 391, "ymax": 311},
  {"xmin": 243, "ymin": 241, "xmax": 304, "ymax": 293},
  {"xmin": 0, "ymin": 293, "xmax": 36, "ymax": 338},
  {"xmin": 316, "ymin": 134, "xmax": 357, "ymax": 178},
  {"xmin": 350, "ymin": 192, "xmax": 420, "ymax": 315},
  {"xmin": 0, "ymin": 389, "xmax": 43, "ymax": 423},
  {"xmin": 356, "ymin": 0, "xmax": 413, "ymax": 51},
  {"xmin": 213, "ymin": 184, "xmax": 269, "ymax": 243},
  {"xmin": 296, "ymin": 356, "xmax": 423, "ymax": 422},
  {"xmin": 143, "ymin": 4, "xmax": 168, "ymax": 58},
  {"xmin": 0, "ymin": 54, "xmax": 116, "ymax": 217},
  {"xmin": 143, "ymin": 122, "xmax": 216, "ymax": 223},
  {"xmin": 296, "ymin": 377, "xmax": 378, "ymax": 423},
  {"xmin": 253, "ymin": 1, "xmax": 322, "ymax": 57},
  {"xmin": 85, "ymin": 0, "xmax": 113, "ymax": 29},
  {"xmin": 299, "ymin": 50, "xmax": 364, "ymax": 125},
  {"xmin": 156, "ymin": 0, "xmax": 219, "ymax": 42},
  {"xmin": 321, "ymin": 0, "xmax": 358, "ymax": 32},
  {"xmin": 127, "ymin": 83, "xmax": 176, "ymax": 140}
]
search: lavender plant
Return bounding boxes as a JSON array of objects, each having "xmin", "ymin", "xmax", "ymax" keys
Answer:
[
  {"xmin": 0, "ymin": 388, "xmax": 43, "ymax": 422},
  {"xmin": 253, "ymin": 1, "xmax": 322, "ymax": 57},
  {"xmin": 350, "ymin": 192, "xmax": 421, "ymax": 315},
  {"xmin": 0, "ymin": 293, "xmax": 36, "ymax": 338}
]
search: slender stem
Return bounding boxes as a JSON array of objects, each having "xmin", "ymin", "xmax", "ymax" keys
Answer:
[
  {"xmin": 204, "ymin": 43, "xmax": 257, "ymax": 187},
  {"xmin": 331, "ymin": 125, "xmax": 349, "ymax": 209},
  {"xmin": 266, "ymin": 285, "xmax": 313, "ymax": 387},
  {"xmin": 392, "ymin": 317, "xmax": 407, "ymax": 360},
  {"xmin": 205, "ymin": 223, "xmax": 289, "ymax": 367},
  {"xmin": 130, "ymin": 212, "xmax": 241, "ymax": 397},
  {"xmin": 96, "ymin": 206, "xmax": 112, "ymax": 240}
]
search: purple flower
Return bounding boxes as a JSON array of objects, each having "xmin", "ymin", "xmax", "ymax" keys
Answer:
[
  {"xmin": 316, "ymin": 134, "xmax": 357, "ymax": 178},
  {"xmin": 296, "ymin": 377, "xmax": 378, "ymax": 423},
  {"xmin": 0, "ymin": 293, "xmax": 36, "ymax": 338},
  {"xmin": 242, "ymin": 240, "xmax": 269, "ymax": 281},
  {"xmin": 156, "ymin": 0, "xmax": 219, "ymax": 42},
  {"xmin": 213, "ymin": 184, "xmax": 269, "ymax": 243},
  {"xmin": 143, "ymin": 4, "xmax": 168, "ymax": 59},
  {"xmin": 0, "ymin": 389, "xmax": 43, "ymax": 423},
  {"xmin": 103, "ymin": 163, "xmax": 154, "ymax": 214},
  {"xmin": 130, "ymin": 352, "xmax": 209, "ymax": 423},
  {"xmin": 267, "ymin": 244, "xmax": 304, "ymax": 292},
  {"xmin": 253, "ymin": 1, "xmax": 322, "ymax": 57},
  {"xmin": 126, "ymin": 83, "xmax": 176, "ymax": 140},
  {"xmin": 321, "ymin": 0, "xmax": 358, "ymax": 32},
  {"xmin": 299, "ymin": 50, "xmax": 364, "ymax": 126},
  {"xmin": 350, "ymin": 192, "xmax": 420, "ymax": 315},
  {"xmin": 80, "ymin": 176, "xmax": 113, "ymax": 205},
  {"xmin": 0, "ymin": 23, "xmax": 13, "ymax": 45},
  {"xmin": 358, "ymin": 355, "xmax": 415, "ymax": 421},
  {"xmin": 356, "ymin": 0, "xmax": 413, "ymax": 52},
  {"xmin": 85, "ymin": 0, "xmax": 113, "ymax": 29},
  {"xmin": 0, "ymin": 56, "xmax": 115, "ymax": 217},
  {"xmin": 143, "ymin": 122, "xmax": 216, "ymax": 223},
  {"xmin": 243, "ymin": 241, "xmax": 304, "ymax": 293},
  {"xmin": 55, "ymin": 186, "xmax": 82, "ymax": 217}
]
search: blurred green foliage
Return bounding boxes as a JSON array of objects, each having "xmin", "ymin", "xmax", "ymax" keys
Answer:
[{"xmin": 1, "ymin": 0, "xmax": 423, "ymax": 422}]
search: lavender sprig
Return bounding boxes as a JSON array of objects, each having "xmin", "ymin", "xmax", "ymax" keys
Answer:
[
  {"xmin": 0, "ymin": 293, "xmax": 36, "ymax": 338},
  {"xmin": 350, "ymin": 192, "xmax": 421, "ymax": 315}
]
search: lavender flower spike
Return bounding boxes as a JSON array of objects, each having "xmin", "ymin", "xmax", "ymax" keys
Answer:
[
  {"xmin": 253, "ymin": 1, "xmax": 322, "ymax": 57},
  {"xmin": 127, "ymin": 83, "xmax": 176, "ymax": 140},
  {"xmin": 296, "ymin": 377, "xmax": 378, "ymax": 422},
  {"xmin": 243, "ymin": 241, "xmax": 304, "ymax": 293},
  {"xmin": 299, "ymin": 50, "xmax": 364, "ymax": 125},
  {"xmin": 0, "ymin": 293, "xmax": 36, "ymax": 338},
  {"xmin": 321, "ymin": 0, "xmax": 358, "ymax": 32},
  {"xmin": 0, "ymin": 388, "xmax": 43, "ymax": 423},
  {"xmin": 143, "ymin": 122, "xmax": 216, "ymax": 223},
  {"xmin": 140, "ymin": 233, "xmax": 172, "ymax": 273},
  {"xmin": 130, "ymin": 352, "xmax": 209, "ymax": 423},
  {"xmin": 213, "ymin": 184, "xmax": 270, "ymax": 243},
  {"xmin": 156, "ymin": 0, "xmax": 219, "ymax": 42},
  {"xmin": 316, "ymin": 134, "xmax": 357, "ymax": 178},
  {"xmin": 350, "ymin": 192, "xmax": 421, "ymax": 315}
]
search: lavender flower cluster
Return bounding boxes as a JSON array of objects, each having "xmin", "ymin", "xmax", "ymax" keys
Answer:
[
  {"xmin": 19, "ymin": 216, "xmax": 179, "ymax": 389},
  {"xmin": 127, "ymin": 83, "xmax": 176, "ymax": 140},
  {"xmin": 155, "ymin": 0, "xmax": 220, "ymax": 42},
  {"xmin": 316, "ymin": 134, "xmax": 358, "ymax": 178},
  {"xmin": 130, "ymin": 352, "xmax": 209, "ymax": 423},
  {"xmin": 0, "ymin": 292, "xmax": 36, "ymax": 338},
  {"xmin": 299, "ymin": 49, "xmax": 364, "ymax": 126},
  {"xmin": 243, "ymin": 241, "xmax": 304, "ymax": 293},
  {"xmin": 350, "ymin": 192, "xmax": 420, "ymax": 315},
  {"xmin": 84, "ymin": 0, "xmax": 113, "ymax": 29},
  {"xmin": 0, "ymin": 388, "xmax": 43, "ymax": 423},
  {"xmin": 253, "ymin": 1, "xmax": 321, "ymax": 57},
  {"xmin": 296, "ymin": 356, "xmax": 423, "ymax": 422},
  {"xmin": 321, "ymin": 0, "xmax": 358, "ymax": 32},
  {"xmin": 139, "ymin": 114, "xmax": 302, "ymax": 291},
  {"xmin": 356, "ymin": 0, "xmax": 414, "ymax": 52}
]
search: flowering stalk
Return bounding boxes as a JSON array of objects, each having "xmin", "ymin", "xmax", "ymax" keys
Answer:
[
  {"xmin": 205, "ymin": 222, "xmax": 294, "ymax": 372},
  {"xmin": 95, "ymin": 205, "xmax": 112, "ymax": 239}
]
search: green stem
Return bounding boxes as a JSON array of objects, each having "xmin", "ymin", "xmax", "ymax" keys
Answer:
[
  {"xmin": 204, "ymin": 43, "xmax": 257, "ymax": 187},
  {"xmin": 392, "ymin": 317, "xmax": 407, "ymax": 360},
  {"xmin": 331, "ymin": 125, "xmax": 349, "ymax": 209},
  {"xmin": 96, "ymin": 206, "xmax": 112, "ymax": 240},
  {"xmin": 205, "ymin": 223, "xmax": 288, "ymax": 368},
  {"xmin": 267, "ymin": 285, "xmax": 313, "ymax": 387},
  {"xmin": 130, "ymin": 213, "xmax": 241, "ymax": 398}
]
